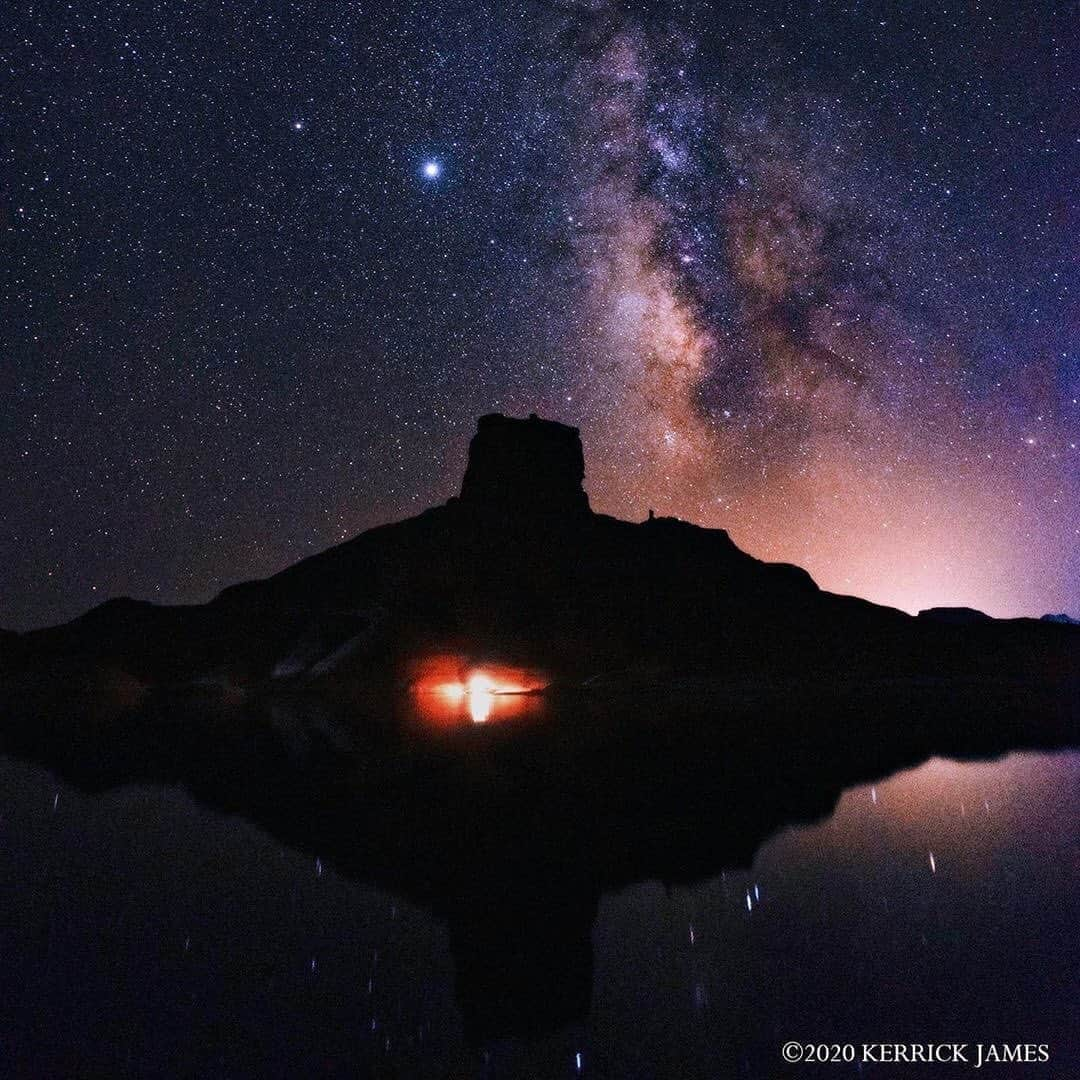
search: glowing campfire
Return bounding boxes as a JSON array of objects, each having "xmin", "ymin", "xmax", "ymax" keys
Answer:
[
  {"xmin": 410, "ymin": 658, "xmax": 546, "ymax": 725},
  {"xmin": 434, "ymin": 670, "xmax": 529, "ymax": 724}
]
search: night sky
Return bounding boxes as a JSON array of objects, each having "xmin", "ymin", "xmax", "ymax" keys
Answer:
[{"xmin": 3, "ymin": 0, "xmax": 1077, "ymax": 630}]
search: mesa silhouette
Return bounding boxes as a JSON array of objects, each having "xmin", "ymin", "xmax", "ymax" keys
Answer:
[
  {"xmin": 0, "ymin": 414, "xmax": 1076, "ymax": 1043},
  {"xmin": 2, "ymin": 412, "xmax": 1075, "ymax": 697}
]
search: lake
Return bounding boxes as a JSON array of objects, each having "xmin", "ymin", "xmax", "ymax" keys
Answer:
[{"xmin": 0, "ymin": 746, "xmax": 1075, "ymax": 1077}]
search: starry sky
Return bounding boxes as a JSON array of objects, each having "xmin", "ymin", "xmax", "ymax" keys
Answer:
[{"xmin": 3, "ymin": 0, "xmax": 1077, "ymax": 630}]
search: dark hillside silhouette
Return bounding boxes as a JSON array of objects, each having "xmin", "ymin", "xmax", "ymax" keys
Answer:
[{"xmin": 4, "ymin": 413, "xmax": 1075, "ymax": 696}]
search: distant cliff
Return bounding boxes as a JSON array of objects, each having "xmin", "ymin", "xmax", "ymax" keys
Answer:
[{"xmin": 1042, "ymin": 613, "xmax": 1080, "ymax": 626}]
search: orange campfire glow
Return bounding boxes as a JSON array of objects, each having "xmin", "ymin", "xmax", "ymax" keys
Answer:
[
  {"xmin": 436, "ymin": 671, "xmax": 525, "ymax": 724},
  {"xmin": 410, "ymin": 658, "xmax": 547, "ymax": 726}
]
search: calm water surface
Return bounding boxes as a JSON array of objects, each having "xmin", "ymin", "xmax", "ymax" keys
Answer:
[{"xmin": 0, "ymin": 749, "xmax": 1076, "ymax": 1077}]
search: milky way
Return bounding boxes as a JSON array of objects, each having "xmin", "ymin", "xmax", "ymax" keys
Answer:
[
  {"xmin": 2, "ymin": 0, "xmax": 1076, "ymax": 627},
  {"xmin": 549, "ymin": 1, "xmax": 1077, "ymax": 616}
]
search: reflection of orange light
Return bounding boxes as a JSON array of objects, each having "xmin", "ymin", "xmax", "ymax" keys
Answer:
[
  {"xmin": 411, "ymin": 658, "xmax": 546, "ymax": 727},
  {"xmin": 469, "ymin": 685, "xmax": 493, "ymax": 724}
]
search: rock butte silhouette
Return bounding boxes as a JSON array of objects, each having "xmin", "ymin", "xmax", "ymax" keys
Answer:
[
  {"xmin": 3, "ymin": 412, "xmax": 1076, "ymax": 692},
  {"xmin": 0, "ymin": 413, "xmax": 1077, "ymax": 1043}
]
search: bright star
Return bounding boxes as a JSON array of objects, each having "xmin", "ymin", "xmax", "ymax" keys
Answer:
[{"xmin": 421, "ymin": 160, "xmax": 441, "ymax": 179}]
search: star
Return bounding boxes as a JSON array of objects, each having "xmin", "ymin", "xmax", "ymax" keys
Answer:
[{"xmin": 421, "ymin": 160, "xmax": 441, "ymax": 179}]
